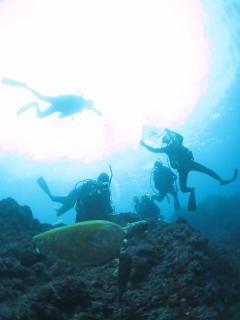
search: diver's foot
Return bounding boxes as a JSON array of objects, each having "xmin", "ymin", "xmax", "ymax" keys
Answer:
[{"xmin": 220, "ymin": 169, "xmax": 238, "ymax": 185}]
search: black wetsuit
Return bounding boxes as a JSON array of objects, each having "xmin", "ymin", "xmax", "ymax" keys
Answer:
[
  {"xmin": 75, "ymin": 180, "xmax": 113, "ymax": 223},
  {"xmin": 141, "ymin": 134, "xmax": 237, "ymax": 194},
  {"xmin": 152, "ymin": 165, "xmax": 180, "ymax": 211},
  {"xmin": 134, "ymin": 196, "xmax": 160, "ymax": 221}
]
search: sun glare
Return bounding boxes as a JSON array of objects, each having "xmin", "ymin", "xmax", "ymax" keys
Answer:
[{"xmin": 0, "ymin": 0, "xmax": 209, "ymax": 162}]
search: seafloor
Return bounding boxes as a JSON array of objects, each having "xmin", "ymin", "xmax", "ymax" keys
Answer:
[{"xmin": 0, "ymin": 196, "xmax": 240, "ymax": 320}]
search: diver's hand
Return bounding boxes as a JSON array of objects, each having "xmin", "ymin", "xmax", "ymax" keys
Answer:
[{"xmin": 140, "ymin": 139, "xmax": 146, "ymax": 147}]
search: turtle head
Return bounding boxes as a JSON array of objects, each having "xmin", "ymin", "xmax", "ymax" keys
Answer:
[{"xmin": 124, "ymin": 220, "xmax": 150, "ymax": 239}]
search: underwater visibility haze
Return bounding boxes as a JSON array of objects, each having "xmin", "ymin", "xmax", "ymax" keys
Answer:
[
  {"xmin": 1, "ymin": 1, "xmax": 240, "ymax": 319},
  {"xmin": 0, "ymin": 0, "xmax": 239, "ymax": 225}
]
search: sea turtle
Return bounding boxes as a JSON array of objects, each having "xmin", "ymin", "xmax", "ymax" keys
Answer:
[{"xmin": 21, "ymin": 219, "xmax": 149, "ymax": 300}]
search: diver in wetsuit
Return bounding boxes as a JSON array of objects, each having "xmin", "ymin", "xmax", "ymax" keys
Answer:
[
  {"xmin": 151, "ymin": 160, "xmax": 180, "ymax": 211},
  {"xmin": 1, "ymin": 77, "xmax": 102, "ymax": 118},
  {"xmin": 74, "ymin": 173, "xmax": 114, "ymax": 223},
  {"xmin": 140, "ymin": 128, "xmax": 238, "ymax": 211},
  {"xmin": 37, "ymin": 172, "xmax": 114, "ymax": 222},
  {"xmin": 133, "ymin": 194, "xmax": 161, "ymax": 228}
]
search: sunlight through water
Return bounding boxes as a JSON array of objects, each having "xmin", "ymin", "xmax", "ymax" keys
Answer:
[{"xmin": 0, "ymin": 0, "xmax": 216, "ymax": 162}]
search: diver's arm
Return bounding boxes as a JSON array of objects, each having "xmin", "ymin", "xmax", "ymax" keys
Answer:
[{"xmin": 140, "ymin": 140, "xmax": 167, "ymax": 154}]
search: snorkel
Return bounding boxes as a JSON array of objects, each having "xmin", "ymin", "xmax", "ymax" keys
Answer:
[
  {"xmin": 109, "ymin": 165, "xmax": 113, "ymax": 185},
  {"xmin": 74, "ymin": 165, "xmax": 113, "ymax": 195}
]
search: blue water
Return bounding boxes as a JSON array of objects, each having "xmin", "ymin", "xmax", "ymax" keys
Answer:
[{"xmin": 0, "ymin": 0, "xmax": 239, "ymax": 225}]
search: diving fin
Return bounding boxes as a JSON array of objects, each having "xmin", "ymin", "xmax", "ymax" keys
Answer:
[
  {"xmin": 188, "ymin": 188, "xmax": 196, "ymax": 212},
  {"xmin": 1, "ymin": 77, "xmax": 27, "ymax": 88},
  {"xmin": 91, "ymin": 106, "xmax": 102, "ymax": 117},
  {"xmin": 37, "ymin": 177, "xmax": 52, "ymax": 198},
  {"xmin": 17, "ymin": 101, "xmax": 37, "ymax": 116},
  {"xmin": 220, "ymin": 169, "xmax": 238, "ymax": 186}
]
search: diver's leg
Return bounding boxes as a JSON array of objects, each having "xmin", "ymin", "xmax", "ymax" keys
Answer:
[
  {"xmin": 17, "ymin": 101, "xmax": 39, "ymax": 116},
  {"xmin": 179, "ymin": 169, "xmax": 195, "ymax": 210},
  {"xmin": 220, "ymin": 169, "xmax": 238, "ymax": 185},
  {"xmin": 24, "ymin": 87, "xmax": 56, "ymax": 104},
  {"xmin": 168, "ymin": 188, "xmax": 180, "ymax": 211},
  {"xmin": 52, "ymin": 190, "xmax": 76, "ymax": 203},
  {"xmin": 55, "ymin": 202, "xmax": 73, "ymax": 216},
  {"xmin": 189, "ymin": 161, "xmax": 238, "ymax": 185},
  {"xmin": 190, "ymin": 161, "xmax": 222, "ymax": 181},
  {"xmin": 178, "ymin": 169, "xmax": 191, "ymax": 193},
  {"xmin": 54, "ymin": 189, "xmax": 78, "ymax": 217},
  {"xmin": 174, "ymin": 195, "xmax": 181, "ymax": 211},
  {"xmin": 51, "ymin": 195, "xmax": 68, "ymax": 203},
  {"xmin": 35, "ymin": 104, "xmax": 57, "ymax": 118},
  {"xmin": 17, "ymin": 101, "xmax": 55, "ymax": 119}
]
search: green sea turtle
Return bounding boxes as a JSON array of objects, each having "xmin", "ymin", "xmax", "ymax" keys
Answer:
[
  {"xmin": 31, "ymin": 220, "xmax": 148, "ymax": 266},
  {"xmin": 21, "ymin": 219, "xmax": 149, "ymax": 300}
]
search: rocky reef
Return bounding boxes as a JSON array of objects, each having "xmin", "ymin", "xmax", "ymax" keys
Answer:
[
  {"xmin": 170, "ymin": 192, "xmax": 240, "ymax": 249},
  {"xmin": 1, "ymin": 197, "xmax": 240, "ymax": 319}
]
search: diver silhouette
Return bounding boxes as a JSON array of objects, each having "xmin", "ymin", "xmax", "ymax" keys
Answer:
[
  {"xmin": 140, "ymin": 128, "xmax": 238, "ymax": 212},
  {"xmin": 37, "ymin": 173, "xmax": 113, "ymax": 223},
  {"xmin": 151, "ymin": 160, "xmax": 180, "ymax": 211},
  {"xmin": 1, "ymin": 77, "xmax": 102, "ymax": 118}
]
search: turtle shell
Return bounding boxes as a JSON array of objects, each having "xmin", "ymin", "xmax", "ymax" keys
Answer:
[{"xmin": 32, "ymin": 220, "xmax": 126, "ymax": 267}]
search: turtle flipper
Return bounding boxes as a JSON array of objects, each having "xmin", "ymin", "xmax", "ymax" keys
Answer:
[{"xmin": 118, "ymin": 247, "xmax": 132, "ymax": 302}]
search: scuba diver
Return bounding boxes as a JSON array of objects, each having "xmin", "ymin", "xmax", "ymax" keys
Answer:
[
  {"xmin": 140, "ymin": 128, "xmax": 238, "ymax": 212},
  {"xmin": 74, "ymin": 172, "xmax": 114, "ymax": 223},
  {"xmin": 37, "ymin": 170, "xmax": 114, "ymax": 222},
  {"xmin": 1, "ymin": 77, "xmax": 102, "ymax": 118},
  {"xmin": 151, "ymin": 160, "xmax": 180, "ymax": 211},
  {"xmin": 133, "ymin": 194, "xmax": 161, "ymax": 227}
]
